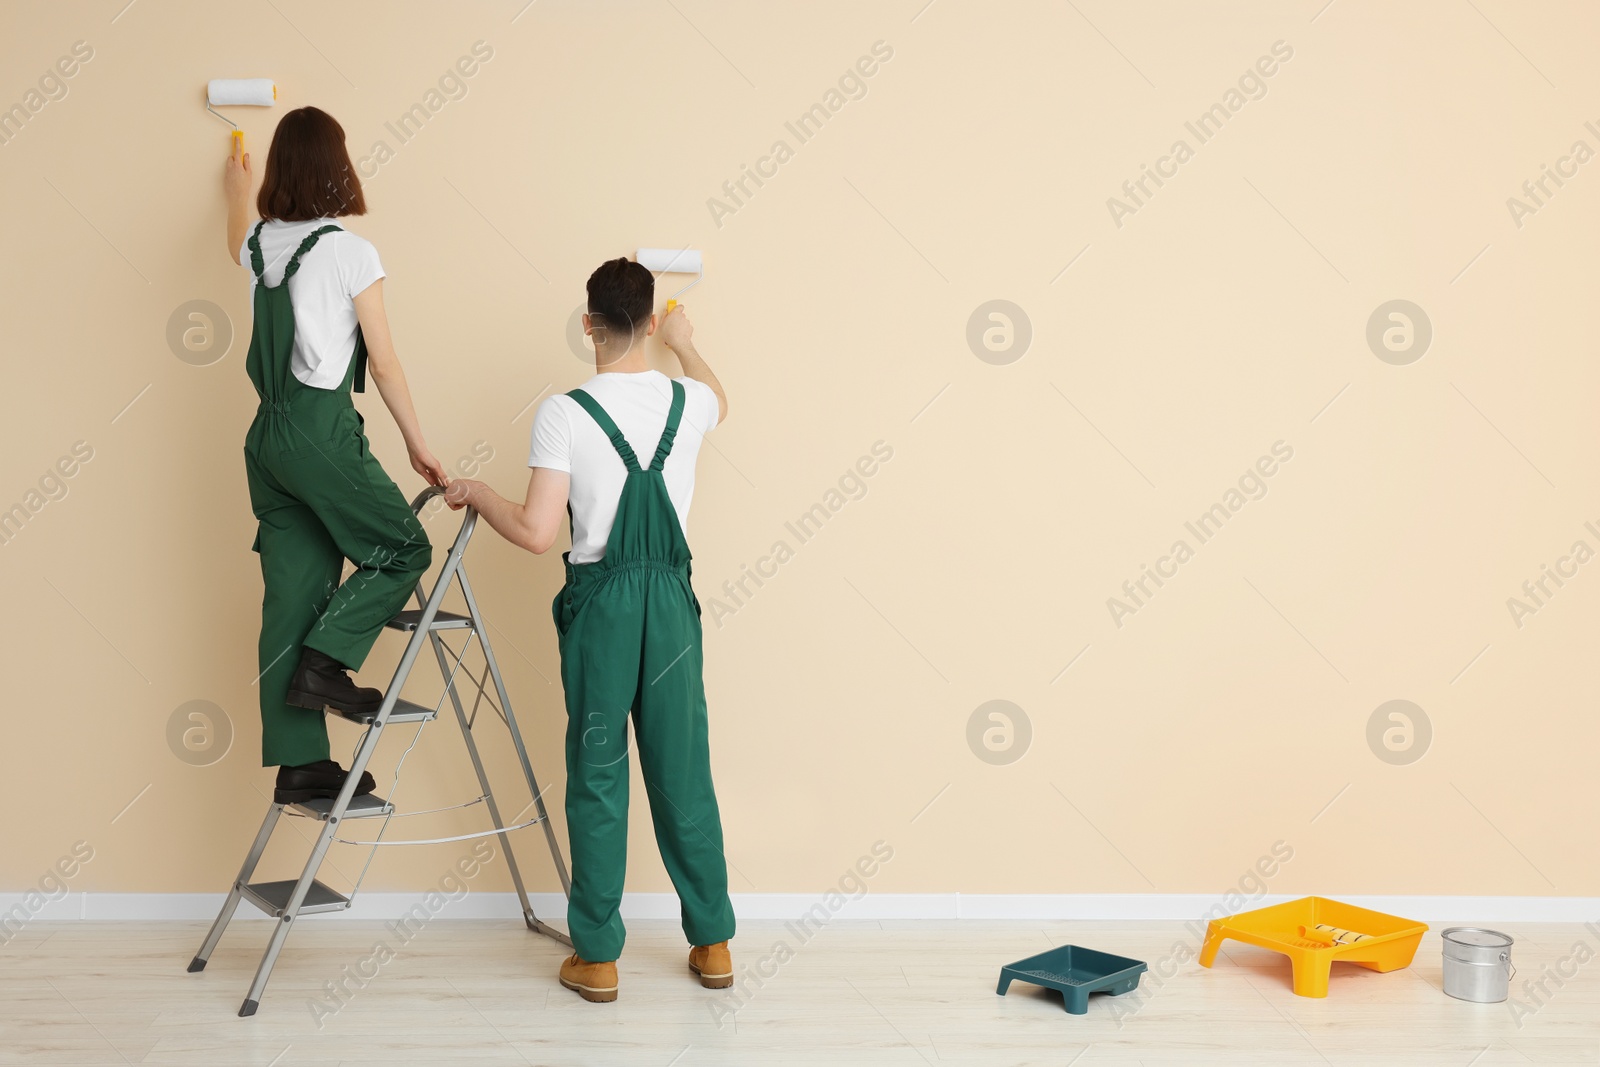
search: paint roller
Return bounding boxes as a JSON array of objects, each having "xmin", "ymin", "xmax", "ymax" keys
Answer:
[
  {"xmin": 636, "ymin": 248, "xmax": 702, "ymax": 315},
  {"xmin": 1298, "ymin": 924, "xmax": 1372, "ymax": 946},
  {"xmin": 206, "ymin": 78, "xmax": 277, "ymax": 158}
]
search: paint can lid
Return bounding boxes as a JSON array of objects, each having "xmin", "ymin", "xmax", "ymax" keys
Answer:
[{"xmin": 1441, "ymin": 927, "xmax": 1513, "ymax": 949}]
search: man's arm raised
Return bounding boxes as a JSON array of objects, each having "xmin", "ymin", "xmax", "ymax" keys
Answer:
[{"xmin": 659, "ymin": 305, "xmax": 727, "ymax": 424}]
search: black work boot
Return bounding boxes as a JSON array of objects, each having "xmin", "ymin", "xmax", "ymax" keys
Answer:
[
  {"xmin": 286, "ymin": 647, "xmax": 384, "ymax": 716},
  {"xmin": 274, "ymin": 760, "xmax": 377, "ymax": 804}
]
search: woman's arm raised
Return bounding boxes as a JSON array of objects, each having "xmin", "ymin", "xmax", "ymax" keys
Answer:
[{"xmin": 224, "ymin": 150, "xmax": 253, "ymax": 264}]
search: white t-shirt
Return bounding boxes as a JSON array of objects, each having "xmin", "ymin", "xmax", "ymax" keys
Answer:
[
  {"xmin": 237, "ymin": 218, "xmax": 385, "ymax": 389},
  {"xmin": 529, "ymin": 370, "xmax": 720, "ymax": 564}
]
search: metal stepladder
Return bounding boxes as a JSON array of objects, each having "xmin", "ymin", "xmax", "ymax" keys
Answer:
[{"xmin": 187, "ymin": 487, "xmax": 573, "ymax": 1016}]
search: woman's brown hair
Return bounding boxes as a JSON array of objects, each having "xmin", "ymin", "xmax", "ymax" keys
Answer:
[{"xmin": 256, "ymin": 106, "xmax": 366, "ymax": 221}]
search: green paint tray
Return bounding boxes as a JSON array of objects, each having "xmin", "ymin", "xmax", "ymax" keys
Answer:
[{"xmin": 997, "ymin": 945, "xmax": 1147, "ymax": 1014}]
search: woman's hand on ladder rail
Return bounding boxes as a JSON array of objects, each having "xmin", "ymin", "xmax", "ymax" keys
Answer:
[
  {"xmin": 444, "ymin": 479, "xmax": 477, "ymax": 511},
  {"xmin": 409, "ymin": 444, "xmax": 449, "ymax": 488}
]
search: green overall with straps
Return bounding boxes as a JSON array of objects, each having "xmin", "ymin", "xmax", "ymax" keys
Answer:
[
  {"xmin": 242, "ymin": 221, "xmax": 432, "ymax": 768},
  {"xmin": 554, "ymin": 381, "xmax": 736, "ymax": 962}
]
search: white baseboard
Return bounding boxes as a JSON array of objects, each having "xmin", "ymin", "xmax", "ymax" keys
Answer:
[{"xmin": 3, "ymin": 892, "xmax": 1598, "ymax": 924}]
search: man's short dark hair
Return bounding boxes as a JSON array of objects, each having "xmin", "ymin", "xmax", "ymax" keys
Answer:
[{"xmin": 587, "ymin": 258, "xmax": 654, "ymax": 335}]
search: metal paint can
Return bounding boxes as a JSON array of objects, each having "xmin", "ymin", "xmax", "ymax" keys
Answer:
[{"xmin": 1441, "ymin": 927, "xmax": 1515, "ymax": 1003}]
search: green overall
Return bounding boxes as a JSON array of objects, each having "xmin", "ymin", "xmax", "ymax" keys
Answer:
[
  {"xmin": 242, "ymin": 221, "xmax": 432, "ymax": 768},
  {"xmin": 554, "ymin": 382, "xmax": 736, "ymax": 962}
]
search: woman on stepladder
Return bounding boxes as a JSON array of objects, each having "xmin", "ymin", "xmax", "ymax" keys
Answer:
[{"xmin": 223, "ymin": 106, "xmax": 447, "ymax": 803}]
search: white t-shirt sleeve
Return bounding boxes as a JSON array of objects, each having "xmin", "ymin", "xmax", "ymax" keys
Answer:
[
  {"xmin": 679, "ymin": 377, "xmax": 719, "ymax": 436},
  {"xmin": 334, "ymin": 234, "xmax": 385, "ymax": 298},
  {"xmin": 528, "ymin": 395, "xmax": 574, "ymax": 472}
]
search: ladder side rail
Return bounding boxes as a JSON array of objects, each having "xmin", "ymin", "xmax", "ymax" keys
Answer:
[
  {"xmin": 455, "ymin": 563, "xmax": 573, "ymax": 897},
  {"xmin": 189, "ymin": 804, "xmax": 284, "ymax": 972},
  {"xmin": 361, "ymin": 489, "xmax": 475, "ymax": 736},
  {"xmin": 424, "ymin": 619, "xmax": 544, "ymax": 931},
  {"xmin": 298, "ymin": 501, "xmax": 465, "ymax": 849}
]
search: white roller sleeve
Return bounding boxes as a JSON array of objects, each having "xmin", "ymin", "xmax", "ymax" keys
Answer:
[
  {"xmin": 636, "ymin": 248, "xmax": 702, "ymax": 274},
  {"xmin": 207, "ymin": 79, "xmax": 276, "ymax": 106}
]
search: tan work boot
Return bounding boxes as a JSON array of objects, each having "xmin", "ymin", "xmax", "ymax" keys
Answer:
[
  {"xmin": 559, "ymin": 954, "xmax": 618, "ymax": 1002},
  {"xmin": 688, "ymin": 941, "xmax": 733, "ymax": 988}
]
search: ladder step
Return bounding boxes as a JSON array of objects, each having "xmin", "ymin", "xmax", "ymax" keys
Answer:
[
  {"xmin": 387, "ymin": 609, "xmax": 472, "ymax": 632},
  {"xmin": 241, "ymin": 878, "xmax": 350, "ymax": 917},
  {"xmin": 329, "ymin": 698, "xmax": 437, "ymax": 726},
  {"xmin": 289, "ymin": 793, "xmax": 394, "ymax": 821}
]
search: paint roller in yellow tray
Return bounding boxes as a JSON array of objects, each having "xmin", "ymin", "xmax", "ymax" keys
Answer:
[
  {"xmin": 206, "ymin": 78, "xmax": 276, "ymax": 158},
  {"xmin": 1298, "ymin": 923, "xmax": 1373, "ymax": 946},
  {"xmin": 636, "ymin": 248, "xmax": 702, "ymax": 314}
]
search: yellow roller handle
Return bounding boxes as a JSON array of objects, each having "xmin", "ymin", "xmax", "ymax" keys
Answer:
[
  {"xmin": 232, "ymin": 129, "xmax": 244, "ymax": 159},
  {"xmin": 665, "ymin": 299, "xmax": 678, "ymax": 314}
]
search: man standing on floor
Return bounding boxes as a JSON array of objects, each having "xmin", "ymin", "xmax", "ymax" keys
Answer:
[{"xmin": 446, "ymin": 257, "xmax": 736, "ymax": 1002}]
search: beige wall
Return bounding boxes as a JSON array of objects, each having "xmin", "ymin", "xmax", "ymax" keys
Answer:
[{"xmin": 3, "ymin": 0, "xmax": 1597, "ymax": 903}]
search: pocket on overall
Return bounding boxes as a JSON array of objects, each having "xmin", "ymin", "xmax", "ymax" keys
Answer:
[
  {"xmin": 276, "ymin": 436, "xmax": 347, "ymax": 462},
  {"xmin": 551, "ymin": 587, "xmax": 571, "ymax": 637},
  {"xmin": 684, "ymin": 561, "xmax": 701, "ymax": 617},
  {"xmin": 556, "ymin": 580, "xmax": 589, "ymax": 639}
]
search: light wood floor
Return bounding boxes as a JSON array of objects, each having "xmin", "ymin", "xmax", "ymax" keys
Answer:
[{"xmin": 2, "ymin": 918, "xmax": 1596, "ymax": 1065}]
